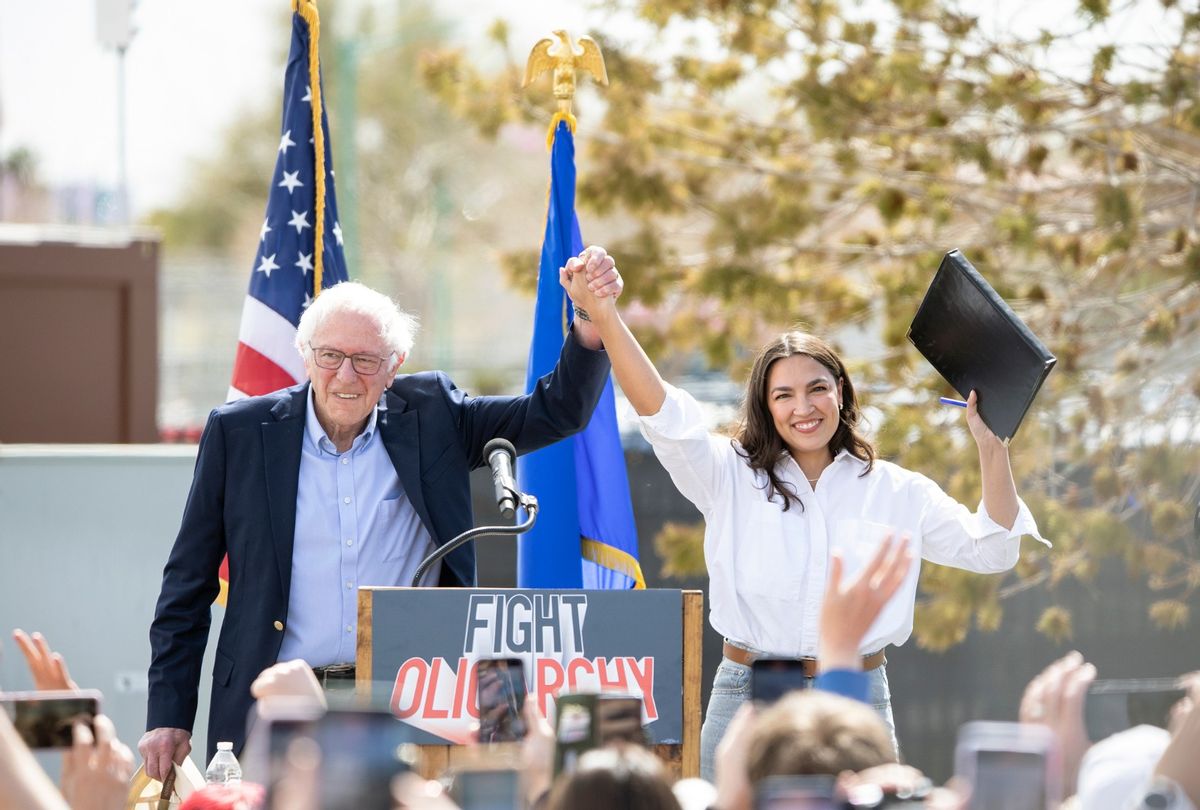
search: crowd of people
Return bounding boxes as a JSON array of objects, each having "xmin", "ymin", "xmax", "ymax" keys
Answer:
[{"xmin": 2, "ymin": 550, "xmax": 1198, "ymax": 809}]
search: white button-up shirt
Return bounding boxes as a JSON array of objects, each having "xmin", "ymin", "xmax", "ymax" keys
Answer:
[{"xmin": 637, "ymin": 384, "xmax": 1048, "ymax": 657}]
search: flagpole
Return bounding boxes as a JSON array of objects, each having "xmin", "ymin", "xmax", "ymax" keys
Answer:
[
  {"xmin": 518, "ymin": 32, "xmax": 646, "ymax": 590},
  {"xmin": 95, "ymin": 0, "xmax": 135, "ymax": 225},
  {"xmin": 115, "ymin": 44, "xmax": 129, "ymax": 225}
]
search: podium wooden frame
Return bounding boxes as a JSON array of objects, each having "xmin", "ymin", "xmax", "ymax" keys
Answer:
[{"xmin": 356, "ymin": 588, "xmax": 703, "ymax": 779}]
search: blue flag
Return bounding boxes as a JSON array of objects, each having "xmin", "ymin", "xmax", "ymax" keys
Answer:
[{"xmin": 516, "ymin": 120, "xmax": 643, "ymax": 589}]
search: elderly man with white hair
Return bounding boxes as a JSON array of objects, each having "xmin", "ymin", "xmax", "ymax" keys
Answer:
[{"xmin": 140, "ymin": 258, "xmax": 623, "ymax": 778}]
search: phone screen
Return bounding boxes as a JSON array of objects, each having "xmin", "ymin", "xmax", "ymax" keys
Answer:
[
  {"xmin": 554, "ymin": 693, "xmax": 598, "ymax": 775},
  {"xmin": 596, "ymin": 695, "xmax": 645, "ymax": 746},
  {"xmin": 1085, "ymin": 679, "xmax": 1186, "ymax": 742},
  {"xmin": 476, "ymin": 658, "xmax": 527, "ymax": 743},
  {"xmin": 751, "ymin": 659, "xmax": 810, "ymax": 704},
  {"xmin": 969, "ymin": 751, "xmax": 1046, "ymax": 810},
  {"xmin": 452, "ymin": 768, "xmax": 522, "ymax": 810},
  {"xmin": 264, "ymin": 709, "xmax": 413, "ymax": 810},
  {"xmin": 1, "ymin": 691, "xmax": 100, "ymax": 749}
]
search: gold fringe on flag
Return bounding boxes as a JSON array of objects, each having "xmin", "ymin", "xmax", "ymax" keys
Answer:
[
  {"xmin": 292, "ymin": 0, "xmax": 327, "ymax": 297},
  {"xmin": 581, "ymin": 537, "xmax": 646, "ymax": 589}
]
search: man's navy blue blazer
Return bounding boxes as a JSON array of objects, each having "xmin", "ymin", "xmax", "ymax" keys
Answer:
[{"xmin": 146, "ymin": 334, "xmax": 610, "ymax": 760}]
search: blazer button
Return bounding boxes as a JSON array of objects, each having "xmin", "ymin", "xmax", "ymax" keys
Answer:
[{"xmin": 273, "ymin": 620, "xmax": 284, "ymax": 631}]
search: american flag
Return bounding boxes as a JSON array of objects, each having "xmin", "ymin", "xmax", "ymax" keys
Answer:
[
  {"xmin": 228, "ymin": 3, "xmax": 348, "ymax": 401},
  {"xmin": 218, "ymin": 1, "xmax": 346, "ymax": 605}
]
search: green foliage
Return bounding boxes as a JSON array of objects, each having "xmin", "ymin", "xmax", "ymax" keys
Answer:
[
  {"xmin": 1, "ymin": 146, "xmax": 40, "ymax": 186},
  {"xmin": 1078, "ymin": 0, "xmax": 1112, "ymax": 25},
  {"xmin": 419, "ymin": 0, "xmax": 1200, "ymax": 646},
  {"xmin": 653, "ymin": 521, "xmax": 707, "ymax": 579},
  {"xmin": 1148, "ymin": 599, "xmax": 1189, "ymax": 630},
  {"xmin": 1036, "ymin": 606, "xmax": 1074, "ymax": 643}
]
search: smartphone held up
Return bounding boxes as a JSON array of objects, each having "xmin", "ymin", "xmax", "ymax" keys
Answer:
[
  {"xmin": 553, "ymin": 691, "xmax": 649, "ymax": 774},
  {"xmin": 476, "ymin": 657, "xmax": 528, "ymax": 744},
  {"xmin": 752, "ymin": 659, "xmax": 811, "ymax": 705},
  {"xmin": 1084, "ymin": 678, "xmax": 1187, "ymax": 742},
  {"xmin": 0, "ymin": 689, "xmax": 101, "ymax": 749},
  {"xmin": 955, "ymin": 721, "xmax": 1059, "ymax": 810}
]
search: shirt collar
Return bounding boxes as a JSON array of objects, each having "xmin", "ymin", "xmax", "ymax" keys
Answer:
[
  {"xmin": 304, "ymin": 385, "xmax": 385, "ymax": 456},
  {"xmin": 777, "ymin": 447, "xmax": 866, "ymax": 475},
  {"xmin": 832, "ymin": 447, "xmax": 866, "ymax": 467}
]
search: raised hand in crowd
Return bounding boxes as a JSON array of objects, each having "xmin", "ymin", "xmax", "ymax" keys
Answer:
[
  {"xmin": 712, "ymin": 703, "xmax": 758, "ymax": 810},
  {"xmin": 6, "ymin": 630, "xmax": 136, "ymax": 810},
  {"xmin": 60, "ymin": 714, "xmax": 135, "ymax": 810},
  {"xmin": 1153, "ymin": 672, "xmax": 1200, "ymax": 807},
  {"xmin": 391, "ymin": 772, "xmax": 459, "ymax": 810},
  {"xmin": 818, "ymin": 534, "xmax": 912, "ymax": 672},
  {"xmin": 0, "ymin": 710, "xmax": 69, "ymax": 810},
  {"xmin": 12, "ymin": 630, "xmax": 77, "ymax": 691},
  {"xmin": 838, "ymin": 764, "xmax": 967, "ymax": 810},
  {"xmin": 519, "ymin": 700, "xmax": 556, "ymax": 809},
  {"xmin": 250, "ymin": 658, "xmax": 326, "ymax": 710},
  {"xmin": 1018, "ymin": 651, "xmax": 1096, "ymax": 794}
]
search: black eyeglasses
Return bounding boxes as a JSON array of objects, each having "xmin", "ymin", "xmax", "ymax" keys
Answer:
[{"xmin": 308, "ymin": 343, "xmax": 393, "ymax": 375}]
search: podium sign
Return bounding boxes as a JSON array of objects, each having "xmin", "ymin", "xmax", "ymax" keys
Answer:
[{"xmin": 358, "ymin": 588, "xmax": 684, "ymax": 746}]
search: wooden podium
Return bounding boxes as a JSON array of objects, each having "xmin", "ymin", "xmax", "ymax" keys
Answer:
[{"xmin": 355, "ymin": 588, "xmax": 703, "ymax": 779}]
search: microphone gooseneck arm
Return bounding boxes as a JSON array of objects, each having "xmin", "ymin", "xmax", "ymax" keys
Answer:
[{"xmin": 410, "ymin": 492, "xmax": 539, "ymax": 587}]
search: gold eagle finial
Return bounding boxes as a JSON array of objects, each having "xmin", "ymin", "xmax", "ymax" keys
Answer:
[{"xmin": 524, "ymin": 30, "xmax": 609, "ymax": 117}]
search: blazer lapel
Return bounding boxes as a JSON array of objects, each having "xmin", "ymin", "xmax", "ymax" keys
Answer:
[
  {"xmin": 379, "ymin": 389, "xmax": 437, "ymax": 543},
  {"xmin": 263, "ymin": 386, "xmax": 306, "ymax": 597}
]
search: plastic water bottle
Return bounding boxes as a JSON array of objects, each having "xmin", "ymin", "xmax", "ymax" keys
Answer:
[{"xmin": 204, "ymin": 741, "xmax": 242, "ymax": 785}]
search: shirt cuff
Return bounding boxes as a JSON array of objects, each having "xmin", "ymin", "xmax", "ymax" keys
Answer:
[
  {"xmin": 565, "ymin": 322, "xmax": 606, "ymax": 354},
  {"xmin": 814, "ymin": 669, "xmax": 870, "ymax": 704},
  {"xmin": 977, "ymin": 497, "xmax": 1051, "ymax": 548}
]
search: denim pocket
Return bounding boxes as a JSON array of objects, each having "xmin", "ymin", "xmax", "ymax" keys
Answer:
[{"xmin": 711, "ymin": 659, "xmax": 752, "ymax": 696}]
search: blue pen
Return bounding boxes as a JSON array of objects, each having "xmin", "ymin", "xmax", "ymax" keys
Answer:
[{"xmin": 939, "ymin": 397, "xmax": 968, "ymax": 408}]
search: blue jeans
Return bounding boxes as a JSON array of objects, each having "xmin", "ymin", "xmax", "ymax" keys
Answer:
[{"xmin": 698, "ymin": 656, "xmax": 899, "ymax": 782}]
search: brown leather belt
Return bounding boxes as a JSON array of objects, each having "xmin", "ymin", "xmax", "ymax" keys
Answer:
[
  {"xmin": 722, "ymin": 641, "xmax": 886, "ymax": 676},
  {"xmin": 311, "ymin": 663, "xmax": 356, "ymax": 688}
]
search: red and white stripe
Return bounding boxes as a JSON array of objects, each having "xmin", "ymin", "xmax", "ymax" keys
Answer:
[{"xmin": 227, "ymin": 295, "xmax": 309, "ymax": 401}]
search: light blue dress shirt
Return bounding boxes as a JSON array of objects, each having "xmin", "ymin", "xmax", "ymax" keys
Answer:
[{"xmin": 278, "ymin": 387, "xmax": 440, "ymax": 667}]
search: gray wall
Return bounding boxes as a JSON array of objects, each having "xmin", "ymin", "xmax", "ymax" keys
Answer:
[{"xmin": 0, "ymin": 445, "xmax": 220, "ymax": 772}]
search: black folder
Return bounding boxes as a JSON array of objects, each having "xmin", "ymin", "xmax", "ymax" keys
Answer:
[{"xmin": 907, "ymin": 250, "xmax": 1055, "ymax": 442}]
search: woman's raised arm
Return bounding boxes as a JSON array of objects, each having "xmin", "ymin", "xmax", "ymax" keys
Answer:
[{"xmin": 562, "ymin": 246, "xmax": 668, "ymax": 417}]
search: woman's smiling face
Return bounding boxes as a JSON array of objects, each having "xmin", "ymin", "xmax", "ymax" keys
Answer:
[{"xmin": 765, "ymin": 354, "xmax": 842, "ymax": 461}]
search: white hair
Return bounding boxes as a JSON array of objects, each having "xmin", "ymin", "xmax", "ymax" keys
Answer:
[{"xmin": 294, "ymin": 281, "xmax": 419, "ymax": 363}]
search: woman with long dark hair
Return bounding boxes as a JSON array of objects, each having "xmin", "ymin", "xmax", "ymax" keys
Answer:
[{"xmin": 563, "ymin": 247, "xmax": 1047, "ymax": 780}]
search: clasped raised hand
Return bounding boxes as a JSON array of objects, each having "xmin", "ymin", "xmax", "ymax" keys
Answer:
[{"xmin": 560, "ymin": 245, "xmax": 622, "ymax": 318}]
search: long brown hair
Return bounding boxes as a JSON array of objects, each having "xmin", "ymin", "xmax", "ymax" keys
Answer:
[{"xmin": 734, "ymin": 331, "xmax": 875, "ymax": 510}]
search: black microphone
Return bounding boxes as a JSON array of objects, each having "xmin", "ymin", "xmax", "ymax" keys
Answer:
[{"xmin": 484, "ymin": 438, "xmax": 518, "ymax": 519}]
